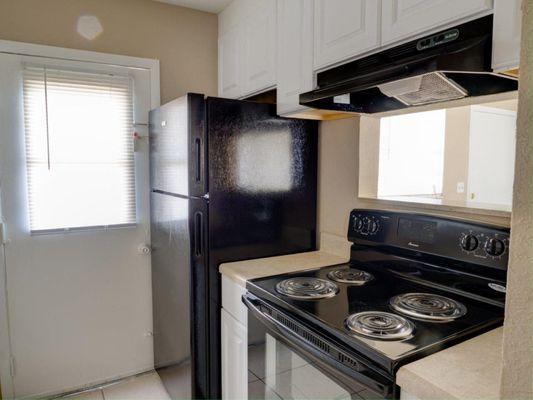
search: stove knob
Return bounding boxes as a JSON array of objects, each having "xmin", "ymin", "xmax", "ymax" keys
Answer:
[
  {"xmin": 353, "ymin": 216, "xmax": 363, "ymax": 232},
  {"xmin": 485, "ymin": 238, "xmax": 506, "ymax": 257},
  {"xmin": 461, "ymin": 234, "xmax": 479, "ymax": 252},
  {"xmin": 369, "ymin": 219, "xmax": 379, "ymax": 234}
]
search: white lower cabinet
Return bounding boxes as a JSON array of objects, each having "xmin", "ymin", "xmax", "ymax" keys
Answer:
[
  {"xmin": 221, "ymin": 309, "xmax": 248, "ymax": 400},
  {"xmin": 221, "ymin": 276, "xmax": 249, "ymax": 400}
]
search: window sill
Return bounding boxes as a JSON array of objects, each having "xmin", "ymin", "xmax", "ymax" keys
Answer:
[{"xmin": 30, "ymin": 223, "xmax": 137, "ymax": 236}]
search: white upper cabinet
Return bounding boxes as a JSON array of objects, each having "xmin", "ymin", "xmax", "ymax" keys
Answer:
[
  {"xmin": 218, "ymin": 0, "xmax": 276, "ymax": 99},
  {"xmin": 218, "ymin": 25, "xmax": 243, "ymax": 99},
  {"xmin": 382, "ymin": 0, "xmax": 494, "ymax": 45},
  {"xmin": 314, "ymin": 0, "xmax": 380, "ymax": 70},
  {"xmin": 492, "ymin": 0, "xmax": 522, "ymax": 72},
  {"xmin": 243, "ymin": 0, "xmax": 277, "ymax": 95},
  {"xmin": 276, "ymin": 0, "xmax": 314, "ymax": 116}
]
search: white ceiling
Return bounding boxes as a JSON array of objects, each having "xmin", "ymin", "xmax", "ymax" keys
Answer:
[{"xmin": 154, "ymin": 0, "xmax": 232, "ymax": 13}]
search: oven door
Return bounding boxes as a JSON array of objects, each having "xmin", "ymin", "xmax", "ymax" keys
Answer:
[{"xmin": 243, "ymin": 294, "xmax": 396, "ymax": 400}]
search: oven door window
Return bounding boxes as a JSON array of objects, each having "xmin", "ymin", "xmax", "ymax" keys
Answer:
[{"xmin": 247, "ymin": 314, "xmax": 386, "ymax": 400}]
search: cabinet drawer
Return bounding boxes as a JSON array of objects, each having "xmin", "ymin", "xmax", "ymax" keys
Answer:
[{"xmin": 222, "ymin": 275, "xmax": 248, "ymax": 325}]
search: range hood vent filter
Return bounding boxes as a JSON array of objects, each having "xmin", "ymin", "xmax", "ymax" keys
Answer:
[{"xmin": 377, "ymin": 72, "xmax": 468, "ymax": 106}]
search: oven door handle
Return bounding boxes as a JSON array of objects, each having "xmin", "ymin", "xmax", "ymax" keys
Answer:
[
  {"xmin": 242, "ymin": 294, "xmax": 393, "ymax": 398},
  {"xmin": 242, "ymin": 294, "xmax": 349, "ymax": 367}
]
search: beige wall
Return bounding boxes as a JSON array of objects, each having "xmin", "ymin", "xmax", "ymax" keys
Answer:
[
  {"xmin": 0, "ymin": 0, "xmax": 218, "ymax": 103},
  {"xmin": 500, "ymin": 0, "xmax": 533, "ymax": 397},
  {"xmin": 442, "ymin": 107, "xmax": 471, "ymax": 203}
]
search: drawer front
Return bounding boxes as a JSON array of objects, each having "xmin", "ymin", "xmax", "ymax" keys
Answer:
[{"xmin": 222, "ymin": 275, "xmax": 248, "ymax": 325}]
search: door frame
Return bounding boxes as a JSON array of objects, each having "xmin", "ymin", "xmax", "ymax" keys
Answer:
[{"xmin": 0, "ymin": 39, "xmax": 160, "ymax": 399}]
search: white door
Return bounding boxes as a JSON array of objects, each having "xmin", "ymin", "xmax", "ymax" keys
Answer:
[
  {"xmin": 0, "ymin": 52, "xmax": 154, "ymax": 397},
  {"xmin": 382, "ymin": 0, "xmax": 493, "ymax": 45},
  {"xmin": 221, "ymin": 309, "xmax": 247, "ymax": 400},
  {"xmin": 243, "ymin": 0, "xmax": 277, "ymax": 95},
  {"xmin": 218, "ymin": 25, "xmax": 244, "ymax": 99},
  {"xmin": 467, "ymin": 106, "xmax": 517, "ymax": 209},
  {"xmin": 276, "ymin": 0, "xmax": 314, "ymax": 116},
  {"xmin": 314, "ymin": 0, "xmax": 380, "ymax": 70}
]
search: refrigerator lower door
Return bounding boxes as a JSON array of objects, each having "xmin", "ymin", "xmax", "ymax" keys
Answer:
[{"xmin": 150, "ymin": 191, "xmax": 192, "ymax": 398}]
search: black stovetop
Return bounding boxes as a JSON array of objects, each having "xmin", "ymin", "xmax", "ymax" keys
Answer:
[{"xmin": 246, "ymin": 248, "xmax": 505, "ymax": 375}]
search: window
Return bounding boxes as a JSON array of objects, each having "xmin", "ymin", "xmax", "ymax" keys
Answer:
[
  {"xmin": 22, "ymin": 66, "xmax": 136, "ymax": 232},
  {"xmin": 378, "ymin": 110, "xmax": 446, "ymax": 200}
]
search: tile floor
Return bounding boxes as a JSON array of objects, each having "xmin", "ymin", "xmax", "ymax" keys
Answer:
[{"xmin": 65, "ymin": 372, "xmax": 171, "ymax": 400}]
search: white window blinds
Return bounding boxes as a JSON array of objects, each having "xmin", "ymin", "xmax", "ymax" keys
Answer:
[{"xmin": 22, "ymin": 66, "xmax": 136, "ymax": 232}]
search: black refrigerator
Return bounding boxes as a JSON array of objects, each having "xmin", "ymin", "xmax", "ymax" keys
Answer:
[{"xmin": 149, "ymin": 93, "xmax": 318, "ymax": 399}]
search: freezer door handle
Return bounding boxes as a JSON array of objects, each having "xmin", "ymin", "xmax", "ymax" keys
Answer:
[
  {"xmin": 195, "ymin": 138, "xmax": 202, "ymax": 183},
  {"xmin": 194, "ymin": 211, "xmax": 204, "ymax": 256}
]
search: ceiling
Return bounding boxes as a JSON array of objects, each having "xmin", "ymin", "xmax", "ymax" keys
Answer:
[{"xmin": 154, "ymin": 0, "xmax": 232, "ymax": 13}]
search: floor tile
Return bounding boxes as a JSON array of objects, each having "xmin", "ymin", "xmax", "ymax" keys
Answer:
[
  {"xmin": 249, "ymin": 379, "xmax": 282, "ymax": 400},
  {"xmin": 262, "ymin": 369, "xmax": 307, "ymax": 400},
  {"xmin": 249, "ymin": 370, "xmax": 260, "ymax": 383},
  {"xmin": 103, "ymin": 372, "xmax": 170, "ymax": 400},
  {"xmin": 157, "ymin": 363, "xmax": 191, "ymax": 399}
]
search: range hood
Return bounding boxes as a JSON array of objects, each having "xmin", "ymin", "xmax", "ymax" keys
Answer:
[{"xmin": 300, "ymin": 15, "xmax": 518, "ymax": 114}]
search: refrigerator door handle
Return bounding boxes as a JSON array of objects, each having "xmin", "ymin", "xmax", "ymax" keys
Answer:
[{"xmin": 194, "ymin": 211, "xmax": 203, "ymax": 256}]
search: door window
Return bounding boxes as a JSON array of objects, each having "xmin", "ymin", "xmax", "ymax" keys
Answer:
[{"xmin": 22, "ymin": 66, "xmax": 136, "ymax": 232}]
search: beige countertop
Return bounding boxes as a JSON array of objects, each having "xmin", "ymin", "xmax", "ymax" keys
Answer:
[
  {"xmin": 219, "ymin": 250, "xmax": 349, "ymax": 287},
  {"xmin": 219, "ymin": 232, "xmax": 352, "ymax": 287},
  {"xmin": 397, "ymin": 327, "xmax": 503, "ymax": 400}
]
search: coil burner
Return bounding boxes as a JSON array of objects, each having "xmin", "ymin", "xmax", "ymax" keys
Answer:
[
  {"xmin": 345, "ymin": 311, "xmax": 414, "ymax": 340},
  {"xmin": 327, "ymin": 268, "xmax": 374, "ymax": 285},
  {"xmin": 275, "ymin": 277, "xmax": 339, "ymax": 300},
  {"xmin": 390, "ymin": 293, "xmax": 467, "ymax": 322}
]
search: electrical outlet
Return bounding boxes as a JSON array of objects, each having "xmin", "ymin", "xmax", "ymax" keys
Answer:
[{"xmin": 457, "ymin": 182, "xmax": 465, "ymax": 193}]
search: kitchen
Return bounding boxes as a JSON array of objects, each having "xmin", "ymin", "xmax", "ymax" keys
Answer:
[{"xmin": 0, "ymin": 0, "xmax": 530, "ymax": 399}]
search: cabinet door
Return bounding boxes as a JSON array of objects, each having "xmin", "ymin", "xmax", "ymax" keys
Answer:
[
  {"xmin": 492, "ymin": 0, "xmax": 521, "ymax": 72},
  {"xmin": 221, "ymin": 309, "xmax": 248, "ymax": 400},
  {"xmin": 382, "ymin": 0, "xmax": 493, "ymax": 45},
  {"xmin": 314, "ymin": 0, "xmax": 380, "ymax": 70},
  {"xmin": 218, "ymin": 25, "xmax": 243, "ymax": 99},
  {"xmin": 243, "ymin": 0, "xmax": 277, "ymax": 95},
  {"xmin": 277, "ymin": 0, "xmax": 314, "ymax": 116}
]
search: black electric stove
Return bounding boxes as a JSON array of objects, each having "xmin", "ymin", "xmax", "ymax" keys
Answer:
[{"xmin": 244, "ymin": 210, "xmax": 509, "ymax": 399}]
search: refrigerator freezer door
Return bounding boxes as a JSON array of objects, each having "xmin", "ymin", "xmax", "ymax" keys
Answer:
[
  {"xmin": 149, "ymin": 93, "xmax": 207, "ymax": 197},
  {"xmin": 150, "ymin": 191, "xmax": 192, "ymax": 397},
  {"xmin": 205, "ymin": 97, "xmax": 318, "ymax": 398}
]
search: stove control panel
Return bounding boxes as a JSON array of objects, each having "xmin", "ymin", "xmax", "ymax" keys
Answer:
[
  {"xmin": 352, "ymin": 214, "xmax": 380, "ymax": 236},
  {"xmin": 459, "ymin": 232, "xmax": 509, "ymax": 258},
  {"xmin": 348, "ymin": 209, "xmax": 510, "ymax": 270}
]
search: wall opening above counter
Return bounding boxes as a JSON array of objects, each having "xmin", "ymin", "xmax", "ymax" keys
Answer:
[{"xmin": 358, "ymin": 93, "xmax": 518, "ymax": 215}]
